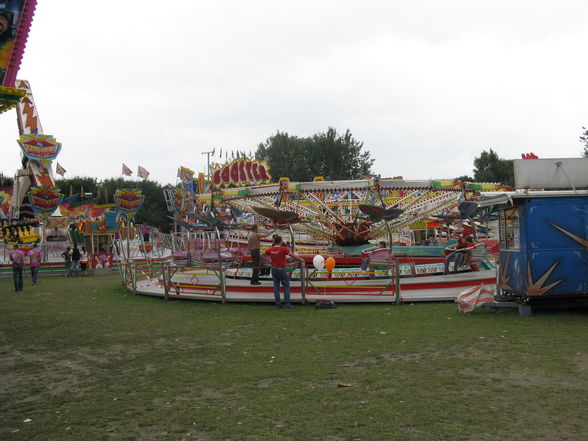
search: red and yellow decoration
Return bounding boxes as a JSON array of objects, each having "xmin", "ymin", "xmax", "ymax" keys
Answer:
[
  {"xmin": 210, "ymin": 158, "xmax": 271, "ymax": 189},
  {"xmin": 114, "ymin": 188, "xmax": 145, "ymax": 218},
  {"xmin": 28, "ymin": 185, "xmax": 64, "ymax": 218},
  {"xmin": 174, "ymin": 188, "xmax": 186, "ymax": 212},
  {"xmin": 0, "ymin": 186, "xmax": 12, "ymax": 217},
  {"xmin": 0, "ymin": 85, "xmax": 26, "ymax": 114},
  {"xmin": 17, "ymin": 134, "xmax": 62, "ymax": 166}
]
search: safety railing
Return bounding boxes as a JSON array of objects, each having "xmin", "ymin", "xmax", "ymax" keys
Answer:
[{"xmin": 119, "ymin": 259, "xmax": 403, "ymax": 305}]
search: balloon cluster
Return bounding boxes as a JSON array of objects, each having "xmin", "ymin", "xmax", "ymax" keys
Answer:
[{"xmin": 313, "ymin": 255, "xmax": 336, "ymax": 272}]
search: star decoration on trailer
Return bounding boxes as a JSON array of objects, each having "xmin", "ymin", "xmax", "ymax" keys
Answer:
[
  {"xmin": 498, "ymin": 253, "xmax": 513, "ymax": 291},
  {"xmin": 547, "ymin": 221, "xmax": 588, "ymax": 247},
  {"xmin": 524, "ymin": 261, "xmax": 563, "ymax": 296}
]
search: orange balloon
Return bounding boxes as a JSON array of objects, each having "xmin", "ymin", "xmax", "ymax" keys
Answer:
[{"xmin": 325, "ymin": 257, "xmax": 336, "ymax": 272}]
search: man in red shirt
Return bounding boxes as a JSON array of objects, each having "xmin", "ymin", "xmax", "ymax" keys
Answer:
[
  {"xmin": 9, "ymin": 244, "xmax": 26, "ymax": 292},
  {"xmin": 263, "ymin": 235, "xmax": 304, "ymax": 308}
]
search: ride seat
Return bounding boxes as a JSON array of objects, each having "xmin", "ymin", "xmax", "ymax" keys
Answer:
[{"xmin": 368, "ymin": 249, "xmax": 394, "ymax": 275}]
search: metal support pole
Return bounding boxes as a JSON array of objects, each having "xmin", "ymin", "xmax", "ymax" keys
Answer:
[
  {"xmin": 201, "ymin": 149, "xmax": 214, "ymax": 180},
  {"xmin": 287, "ymin": 224, "xmax": 296, "ymax": 252},
  {"xmin": 299, "ymin": 260, "xmax": 306, "ymax": 304},
  {"xmin": 126, "ymin": 217, "xmax": 131, "ymax": 262},
  {"xmin": 214, "ymin": 226, "xmax": 227, "ymax": 303},
  {"xmin": 220, "ymin": 266, "xmax": 227, "ymax": 304},
  {"xmin": 394, "ymin": 258, "xmax": 401, "ymax": 306},
  {"xmin": 187, "ymin": 229, "xmax": 192, "ymax": 267},
  {"xmin": 163, "ymin": 263, "xmax": 170, "ymax": 302},
  {"xmin": 131, "ymin": 263, "xmax": 137, "ymax": 295},
  {"xmin": 121, "ymin": 263, "xmax": 127, "ymax": 286}
]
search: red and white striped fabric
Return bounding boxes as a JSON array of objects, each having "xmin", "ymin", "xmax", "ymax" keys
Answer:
[{"xmin": 455, "ymin": 284, "xmax": 496, "ymax": 313}]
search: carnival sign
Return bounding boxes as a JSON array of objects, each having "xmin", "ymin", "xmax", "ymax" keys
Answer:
[
  {"xmin": 17, "ymin": 134, "xmax": 62, "ymax": 166},
  {"xmin": 178, "ymin": 166, "xmax": 194, "ymax": 183},
  {"xmin": 210, "ymin": 158, "xmax": 271, "ymax": 189},
  {"xmin": 174, "ymin": 188, "xmax": 186, "ymax": 212},
  {"xmin": 114, "ymin": 188, "xmax": 144, "ymax": 218},
  {"xmin": 28, "ymin": 186, "xmax": 64, "ymax": 219}
]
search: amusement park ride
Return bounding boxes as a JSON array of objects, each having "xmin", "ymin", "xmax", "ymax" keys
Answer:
[
  {"xmin": 139, "ymin": 161, "xmax": 504, "ymax": 304},
  {"xmin": 6, "ymin": 1, "xmax": 586, "ymax": 308}
]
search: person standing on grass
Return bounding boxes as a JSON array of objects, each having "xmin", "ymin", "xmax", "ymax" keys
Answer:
[
  {"xmin": 248, "ymin": 224, "xmax": 273, "ymax": 285},
  {"xmin": 263, "ymin": 235, "xmax": 304, "ymax": 308},
  {"xmin": 28, "ymin": 242, "xmax": 42, "ymax": 286},
  {"xmin": 80, "ymin": 246, "xmax": 89, "ymax": 277},
  {"xmin": 71, "ymin": 244, "xmax": 81, "ymax": 277},
  {"xmin": 61, "ymin": 247, "xmax": 72, "ymax": 277},
  {"xmin": 9, "ymin": 244, "xmax": 25, "ymax": 292}
]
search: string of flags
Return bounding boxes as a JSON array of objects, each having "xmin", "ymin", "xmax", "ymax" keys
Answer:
[
  {"xmin": 54, "ymin": 162, "xmax": 150, "ymax": 179},
  {"xmin": 208, "ymin": 148, "xmax": 256, "ymax": 162},
  {"xmin": 122, "ymin": 164, "xmax": 150, "ymax": 179}
]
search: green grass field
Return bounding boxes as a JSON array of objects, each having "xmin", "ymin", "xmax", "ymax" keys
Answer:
[{"xmin": 1, "ymin": 273, "xmax": 587, "ymax": 441}]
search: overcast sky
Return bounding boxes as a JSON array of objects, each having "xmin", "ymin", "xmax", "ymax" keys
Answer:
[{"xmin": 1, "ymin": 0, "xmax": 587, "ymax": 185}]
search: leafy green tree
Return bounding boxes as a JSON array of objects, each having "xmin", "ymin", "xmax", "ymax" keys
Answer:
[
  {"xmin": 580, "ymin": 126, "xmax": 588, "ymax": 157},
  {"xmin": 473, "ymin": 149, "xmax": 514, "ymax": 185},
  {"xmin": 256, "ymin": 128, "xmax": 374, "ymax": 181},
  {"xmin": 102, "ymin": 178, "xmax": 171, "ymax": 233},
  {"xmin": 55, "ymin": 176, "xmax": 98, "ymax": 198},
  {"xmin": 256, "ymin": 132, "xmax": 312, "ymax": 181},
  {"xmin": 0, "ymin": 174, "xmax": 14, "ymax": 188}
]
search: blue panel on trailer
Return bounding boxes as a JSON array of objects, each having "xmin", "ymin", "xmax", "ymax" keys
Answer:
[
  {"xmin": 528, "ymin": 250, "xmax": 586, "ymax": 296},
  {"xmin": 526, "ymin": 197, "xmax": 588, "ymax": 251},
  {"xmin": 499, "ymin": 195, "xmax": 588, "ymax": 298}
]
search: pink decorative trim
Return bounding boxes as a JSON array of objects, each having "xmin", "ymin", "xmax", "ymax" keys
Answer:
[{"xmin": 2, "ymin": 0, "xmax": 38, "ymax": 87}]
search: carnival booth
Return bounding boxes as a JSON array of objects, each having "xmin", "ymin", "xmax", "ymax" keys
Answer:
[{"xmin": 480, "ymin": 158, "xmax": 588, "ymax": 304}]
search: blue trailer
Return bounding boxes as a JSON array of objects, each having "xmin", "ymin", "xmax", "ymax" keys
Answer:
[{"xmin": 484, "ymin": 191, "xmax": 588, "ymax": 303}]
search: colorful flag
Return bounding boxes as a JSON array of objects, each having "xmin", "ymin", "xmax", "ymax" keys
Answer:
[
  {"xmin": 178, "ymin": 166, "xmax": 194, "ymax": 183},
  {"xmin": 212, "ymin": 147, "xmax": 215, "ymax": 156},
  {"xmin": 219, "ymin": 148, "xmax": 222, "ymax": 158},
  {"xmin": 138, "ymin": 165, "xmax": 150, "ymax": 179},
  {"xmin": 455, "ymin": 285, "xmax": 496, "ymax": 313},
  {"xmin": 56, "ymin": 162, "xmax": 66, "ymax": 176},
  {"xmin": 122, "ymin": 164, "xmax": 133, "ymax": 176}
]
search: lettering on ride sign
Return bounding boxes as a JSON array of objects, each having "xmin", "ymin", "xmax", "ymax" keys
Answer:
[{"xmin": 210, "ymin": 159, "xmax": 272, "ymax": 188}]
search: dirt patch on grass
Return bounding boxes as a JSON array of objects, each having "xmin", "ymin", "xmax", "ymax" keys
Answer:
[{"xmin": 571, "ymin": 353, "xmax": 588, "ymax": 371}]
